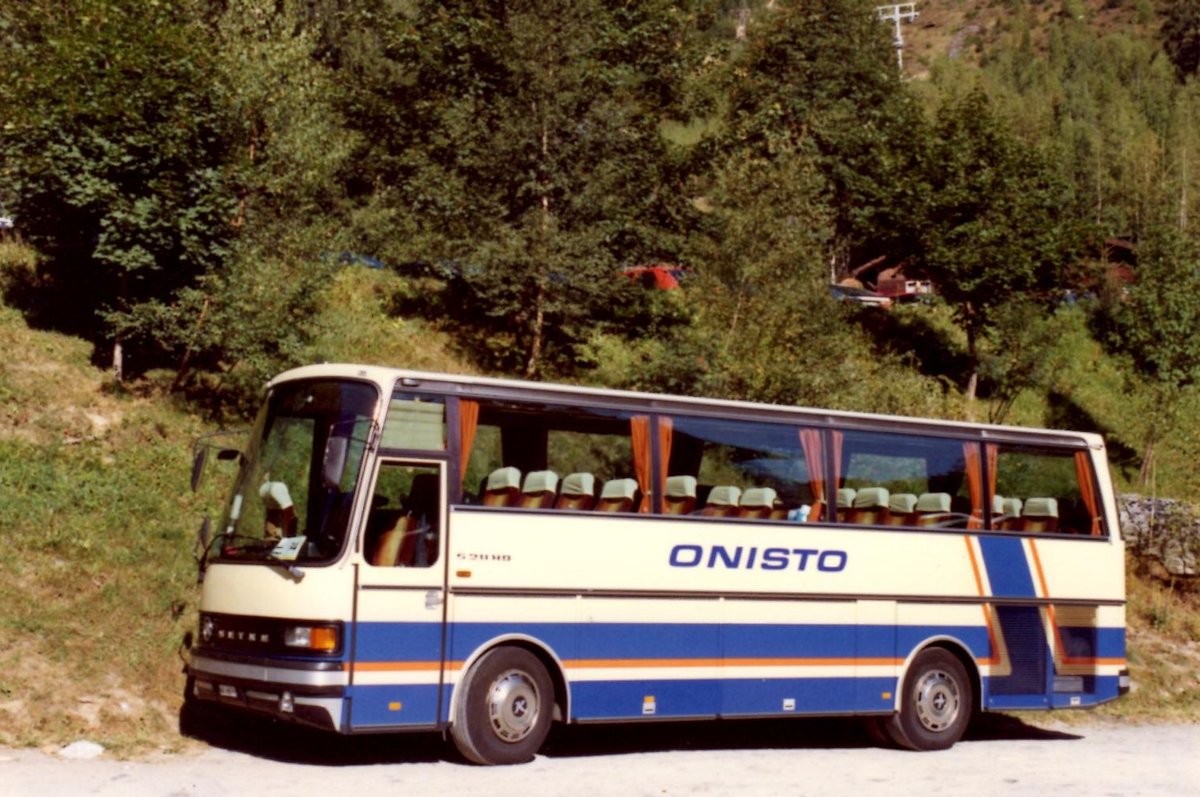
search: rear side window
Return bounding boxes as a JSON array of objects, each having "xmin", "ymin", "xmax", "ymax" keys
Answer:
[{"xmin": 991, "ymin": 445, "xmax": 1104, "ymax": 535}]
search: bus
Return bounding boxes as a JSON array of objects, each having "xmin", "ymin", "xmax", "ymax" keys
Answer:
[{"xmin": 185, "ymin": 364, "xmax": 1128, "ymax": 764}]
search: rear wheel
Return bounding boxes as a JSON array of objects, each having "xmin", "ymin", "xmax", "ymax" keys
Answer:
[
  {"xmin": 887, "ymin": 647, "xmax": 972, "ymax": 751},
  {"xmin": 450, "ymin": 647, "xmax": 554, "ymax": 765}
]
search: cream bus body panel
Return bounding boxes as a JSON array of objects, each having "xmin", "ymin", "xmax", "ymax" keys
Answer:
[
  {"xmin": 199, "ymin": 561, "xmax": 356, "ymax": 619},
  {"xmin": 444, "ymin": 510, "xmax": 1123, "ymax": 602}
]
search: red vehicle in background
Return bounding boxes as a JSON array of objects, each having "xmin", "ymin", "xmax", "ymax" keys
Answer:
[{"xmin": 622, "ymin": 263, "xmax": 691, "ymax": 290}]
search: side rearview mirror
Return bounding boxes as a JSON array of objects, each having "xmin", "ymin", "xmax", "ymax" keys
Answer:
[
  {"xmin": 193, "ymin": 516, "xmax": 211, "ymax": 582},
  {"xmin": 190, "ymin": 448, "xmax": 208, "ymax": 493}
]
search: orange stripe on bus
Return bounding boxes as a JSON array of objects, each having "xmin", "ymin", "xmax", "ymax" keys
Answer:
[
  {"xmin": 353, "ymin": 661, "xmax": 443, "ymax": 672},
  {"xmin": 964, "ymin": 535, "xmax": 1003, "ymax": 666},
  {"xmin": 565, "ymin": 657, "xmax": 902, "ymax": 669},
  {"xmin": 352, "ymin": 657, "xmax": 904, "ymax": 674}
]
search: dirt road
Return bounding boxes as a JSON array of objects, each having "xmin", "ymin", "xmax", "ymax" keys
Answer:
[{"xmin": 2, "ymin": 716, "xmax": 1197, "ymax": 796}]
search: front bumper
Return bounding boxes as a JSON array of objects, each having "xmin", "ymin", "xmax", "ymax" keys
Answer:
[{"xmin": 187, "ymin": 650, "xmax": 348, "ymax": 732}]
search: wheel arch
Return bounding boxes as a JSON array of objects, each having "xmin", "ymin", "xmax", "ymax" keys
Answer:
[
  {"xmin": 895, "ymin": 634, "xmax": 982, "ymax": 716},
  {"xmin": 449, "ymin": 634, "xmax": 571, "ymax": 725}
]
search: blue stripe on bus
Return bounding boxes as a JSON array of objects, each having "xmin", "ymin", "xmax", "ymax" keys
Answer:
[
  {"xmin": 354, "ymin": 620, "xmax": 1120, "ymax": 669},
  {"xmin": 979, "ymin": 537, "xmax": 1037, "ymax": 598},
  {"xmin": 353, "ymin": 622, "xmax": 444, "ymax": 662},
  {"xmin": 347, "ymin": 683, "xmax": 447, "ymax": 728},
  {"xmin": 570, "ymin": 677, "xmax": 895, "ymax": 720},
  {"xmin": 353, "ymin": 621, "xmax": 997, "ymax": 664}
]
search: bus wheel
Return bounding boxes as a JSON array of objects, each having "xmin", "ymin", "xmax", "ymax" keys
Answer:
[
  {"xmin": 887, "ymin": 648, "xmax": 972, "ymax": 751},
  {"xmin": 451, "ymin": 647, "xmax": 554, "ymax": 765}
]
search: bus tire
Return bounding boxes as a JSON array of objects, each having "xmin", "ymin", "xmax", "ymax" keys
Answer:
[
  {"xmin": 887, "ymin": 647, "xmax": 972, "ymax": 751},
  {"xmin": 861, "ymin": 716, "xmax": 896, "ymax": 748},
  {"xmin": 450, "ymin": 646, "xmax": 554, "ymax": 765}
]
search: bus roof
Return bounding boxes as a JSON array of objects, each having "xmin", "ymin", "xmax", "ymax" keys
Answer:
[{"xmin": 268, "ymin": 363, "xmax": 1105, "ymax": 450}]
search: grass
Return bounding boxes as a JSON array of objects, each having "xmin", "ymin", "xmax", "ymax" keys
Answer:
[
  {"xmin": 0, "ymin": 263, "xmax": 479, "ymax": 755},
  {"xmin": 1096, "ymin": 559, "xmax": 1200, "ymax": 723},
  {"xmin": 0, "ymin": 306, "xmax": 211, "ymax": 753}
]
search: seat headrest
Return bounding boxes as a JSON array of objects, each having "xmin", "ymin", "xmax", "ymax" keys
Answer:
[
  {"xmin": 889, "ymin": 493, "xmax": 918, "ymax": 514},
  {"xmin": 561, "ymin": 472, "xmax": 595, "ymax": 497},
  {"xmin": 854, "ymin": 486, "xmax": 889, "ymax": 508},
  {"xmin": 707, "ymin": 485, "xmax": 741, "ymax": 506},
  {"xmin": 1023, "ymin": 497, "xmax": 1058, "ymax": 518},
  {"xmin": 741, "ymin": 487, "xmax": 778, "ymax": 509},
  {"xmin": 486, "ymin": 466, "xmax": 521, "ymax": 491},
  {"xmin": 665, "ymin": 475, "xmax": 697, "ymax": 499},
  {"xmin": 522, "ymin": 470, "xmax": 559, "ymax": 494},
  {"xmin": 600, "ymin": 478, "xmax": 638, "ymax": 501},
  {"xmin": 917, "ymin": 492, "xmax": 952, "ymax": 513},
  {"xmin": 259, "ymin": 481, "xmax": 294, "ymax": 510},
  {"xmin": 836, "ymin": 487, "xmax": 857, "ymax": 506},
  {"xmin": 1003, "ymin": 497, "xmax": 1023, "ymax": 516},
  {"xmin": 993, "ymin": 494, "xmax": 1006, "ymax": 514}
]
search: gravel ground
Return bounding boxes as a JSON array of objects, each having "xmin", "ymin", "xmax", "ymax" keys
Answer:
[{"xmin": 2, "ymin": 716, "xmax": 1197, "ymax": 796}]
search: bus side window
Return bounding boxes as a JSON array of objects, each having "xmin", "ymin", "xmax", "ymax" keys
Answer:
[
  {"xmin": 992, "ymin": 447, "xmax": 1102, "ymax": 535},
  {"xmin": 836, "ymin": 432, "xmax": 972, "ymax": 528},
  {"xmin": 665, "ymin": 416, "xmax": 813, "ymax": 520},
  {"xmin": 365, "ymin": 463, "xmax": 441, "ymax": 567}
]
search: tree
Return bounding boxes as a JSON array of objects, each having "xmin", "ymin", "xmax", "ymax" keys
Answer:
[
  {"xmin": 717, "ymin": 0, "xmax": 928, "ymax": 268},
  {"xmin": 149, "ymin": 0, "xmax": 358, "ymax": 397},
  {"xmin": 339, "ymin": 1, "xmax": 698, "ymax": 379},
  {"xmin": 1097, "ymin": 221, "xmax": 1200, "ymax": 487},
  {"xmin": 1163, "ymin": 0, "xmax": 1200, "ymax": 81},
  {"xmin": 0, "ymin": 1, "xmax": 235, "ymax": 377},
  {"xmin": 917, "ymin": 87, "xmax": 1076, "ymax": 407}
]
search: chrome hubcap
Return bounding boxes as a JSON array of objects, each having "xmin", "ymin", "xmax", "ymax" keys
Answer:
[
  {"xmin": 486, "ymin": 669, "xmax": 540, "ymax": 743},
  {"xmin": 914, "ymin": 668, "xmax": 960, "ymax": 732}
]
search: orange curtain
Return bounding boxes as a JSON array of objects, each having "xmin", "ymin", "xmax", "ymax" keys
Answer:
[
  {"xmin": 799, "ymin": 429, "xmax": 825, "ymax": 521},
  {"xmin": 657, "ymin": 417, "xmax": 673, "ymax": 513},
  {"xmin": 459, "ymin": 399, "xmax": 480, "ymax": 482},
  {"xmin": 986, "ymin": 443, "xmax": 998, "ymax": 525},
  {"xmin": 964, "ymin": 443, "xmax": 983, "ymax": 529},
  {"xmin": 1075, "ymin": 451, "xmax": 1102, "ymax": 536},
  {"xmin": 631, "ymin": 416, "xmax": 652, "ymax": 513},
  {"xmin": 831, "ymin": 430, "xmax": 844, "ymax": 488}
]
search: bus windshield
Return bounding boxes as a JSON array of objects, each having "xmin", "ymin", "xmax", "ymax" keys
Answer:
[{"xmin": 215, "ymin": 379, "xmax": 378, "ymax": 565}]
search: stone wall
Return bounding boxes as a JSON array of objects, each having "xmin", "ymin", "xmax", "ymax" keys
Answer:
[{"xmin": 1117, "ymin": 494, "xmax": 1200, "ymax": 578}]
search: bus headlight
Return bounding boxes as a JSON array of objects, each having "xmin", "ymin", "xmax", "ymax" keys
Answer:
[{"xmin": 284, "ymin": 624, "xmax": 339, "ymax": 652}]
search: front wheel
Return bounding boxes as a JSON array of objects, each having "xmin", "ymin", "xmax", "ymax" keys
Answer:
[
  {"xmin": 887, "ymin": 647, "xmax": 973, "ymax": 751},
  {"xmin": 450, "ymin": 647, "xmax": 554, "ymax": 765}
]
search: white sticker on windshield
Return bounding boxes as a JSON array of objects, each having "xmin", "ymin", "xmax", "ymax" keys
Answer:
[{"xmin": 270, "ymin": 536, "xmax": 306, "ymax": 561}]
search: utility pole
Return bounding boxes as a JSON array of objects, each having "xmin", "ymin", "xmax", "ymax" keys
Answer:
[{"xmin": 876, "ymin": 3, "xmax": 919, "ymax": 71}]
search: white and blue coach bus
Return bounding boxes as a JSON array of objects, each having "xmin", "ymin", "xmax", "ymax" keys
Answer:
[{"xmin": 185, "ymin": 364, "xmax": 1128, "ymax": 764}]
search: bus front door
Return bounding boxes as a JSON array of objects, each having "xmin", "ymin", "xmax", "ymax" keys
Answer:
[{"xmin": 350, "ymin": 458, "xmax": 448, "ymax": 730}]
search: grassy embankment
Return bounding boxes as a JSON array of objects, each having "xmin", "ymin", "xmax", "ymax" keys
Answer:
[{"xmin": 0, "ymin": 250, "xmax": 1195, "ymax": 754}]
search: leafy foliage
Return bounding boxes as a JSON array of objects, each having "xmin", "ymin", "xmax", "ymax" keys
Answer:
[
  {"xmin": 718, "ymin": 0, "xmax": 927, "ymax": 265},
  {"xmin": 335, "ymin": 0, "xmax": 698, "ymax": 378},
  {"xmin": 916, "ymin": 86, "xmax": 1076, "ymax": 391},
  {"xmin": 1163, "ymin": 0, "xmax": 1200, "ymax": 80},
  {"xmin": 0, "ymin": 1, "xmax": 235, "ymax": 356}
]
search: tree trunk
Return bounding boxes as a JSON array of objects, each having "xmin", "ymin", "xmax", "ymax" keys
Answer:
[
  {"xmin": 524, "ymin": 117, "xmax": 551, "ymax": 380},
  {"xmin": 524, "ymin": 282, "xmax": 546, "ymax": 379},
  {"xmin": 112, "ymin": 340, "xmax": 123, "ymax": 383},
  {"xmin": 1138, "ymin": 436, "xmax": 1156, "ymax": 491},
  {"xmin": 964, "ymin": 322, "xmax": 978, "ymax": 420}
]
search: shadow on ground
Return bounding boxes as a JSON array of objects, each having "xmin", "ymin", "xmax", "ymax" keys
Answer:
[{"xmin": 181, "ymin": 708, "xmax": 1080, "ymax": 767}]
